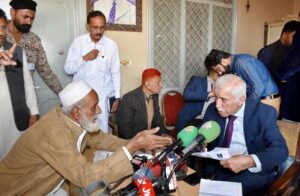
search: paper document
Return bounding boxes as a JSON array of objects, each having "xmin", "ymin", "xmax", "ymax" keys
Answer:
[
  {"xmin": 192, "ymin": 147, "xmax": 244, "ymax": 160},
  {"xmin": 199, "ymin": 179, "xmax": 242, "ymax": 196}
]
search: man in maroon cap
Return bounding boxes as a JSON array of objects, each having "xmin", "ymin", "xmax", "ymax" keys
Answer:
[{"xmin": 117, "ymin": 68, "xmax": 168, "ymax": 139}]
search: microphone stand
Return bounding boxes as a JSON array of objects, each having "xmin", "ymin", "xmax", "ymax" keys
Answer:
[
  {"xmin": 161, "ymin": 160, "xmax": 169, "ymax": 195},
  {"xmin": 166, "ymin": 143, "xmax": 205, "ymax": 186}
]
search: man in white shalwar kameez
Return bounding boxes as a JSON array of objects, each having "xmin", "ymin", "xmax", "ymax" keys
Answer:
[
  {"xmin": 64, "ymin": 10, "xmax": 120, "ymax": 133},
  {"xmin": 0, "ymin": 8, "xmax": 39, "ymax": 159}
]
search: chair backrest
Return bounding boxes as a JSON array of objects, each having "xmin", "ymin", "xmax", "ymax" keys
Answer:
[
  {"xmin": 161, "ymin": 90, "xmax": 184, "ymax": 126},
  {"xmin": 268, "ymin": 120, "xmax": 300, "ymax": 195},
  {"xmin": 277, "ymin": 120, "xmax": 300, "ymax": 159}
]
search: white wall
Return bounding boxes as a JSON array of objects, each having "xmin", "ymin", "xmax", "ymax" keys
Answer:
[
  {"xmin": 105, "ymin": 0, "xmax": 296, "ymax": 95},
  {"xmin": 235, "ymin": 0, "xmax": 294, "ymax": 55}
]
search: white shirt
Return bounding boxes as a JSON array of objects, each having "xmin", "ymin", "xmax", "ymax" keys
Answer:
[
  {"xmin": 0, "ymin": 46, "xmax": 39, "ymax": 115},
  {"xmin": 64, "ymin": 34, "xmax": 121, "ymax": 98},
  {"xmin": 227, "ymin": 103, "xmax": 262, "ymax": 173},
  {"xmin": 198, "ymin": 76, "xmax": 215, "ymax": 119},
  {"xmin": 0, "ymin": 46, "xmax": 38, "ymax": 159}
]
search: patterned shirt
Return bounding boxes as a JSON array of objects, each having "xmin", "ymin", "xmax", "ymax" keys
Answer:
[{"xmin": 6, "ymin": 30, "xmax": 62, "ymax": 95}]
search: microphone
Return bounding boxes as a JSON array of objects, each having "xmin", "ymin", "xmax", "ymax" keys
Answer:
[
  {"xmin": 165, "ymin": 158, "xmax": 177, "ymax": 192},
  {"xmin": 135, "ymin": 163, "xmax": 179, "ymax": 194},
  {"xmin": 181, "ymin": 120, "xmax": 221, "ymax": 156},
  {"xmin": 132, "ymin": 167, "xmax": 154, "ymax": 181},
  {"xmin": 165, "ymin": 121, "xmax": 221, "ymax": 187},
  {"xmin": 152, "ymin": 126, "xmax": 199, "ymax": 164},
  {"xmin": 145, "ymin": 160, "xmax": 162, "ymax": 178},
  {"xmin": 116, "ymin": 167, "xmax": 154, "ymax": 195},
  {"xmin": 132, "ymin": 167, "xmax": 155, "ymax": 196},
  {"xmin": 131, "ymin": 155, "xmax": 148, "ymax": 171}
]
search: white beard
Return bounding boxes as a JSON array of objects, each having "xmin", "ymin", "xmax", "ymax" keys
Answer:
[{"xmin": 79, "ymin": 114, "xmax": 100, "ymax": 133}]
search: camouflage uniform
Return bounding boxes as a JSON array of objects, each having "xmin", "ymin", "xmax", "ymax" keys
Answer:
[{"xmin": 6, "ymin": 31, "xmax": 62, "ymax": 95}]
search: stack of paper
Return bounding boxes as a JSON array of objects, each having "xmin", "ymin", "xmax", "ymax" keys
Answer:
[
  {"xmin": 192, "ymin": 147, "xmax": 244, "ymax": 160},
  {"xmin": 199, "ymin": 179, "xmax": 242, "ymax": 196}
]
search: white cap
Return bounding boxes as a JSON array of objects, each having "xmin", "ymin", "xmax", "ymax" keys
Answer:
[{"xmin": 59, "ymin": 80, "xmax": 92, "ymax": 107}]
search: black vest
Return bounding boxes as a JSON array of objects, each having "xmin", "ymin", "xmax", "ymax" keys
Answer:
[{"xmin": 3, "ymin": 41, "xmax": 30, "ymax": 131}]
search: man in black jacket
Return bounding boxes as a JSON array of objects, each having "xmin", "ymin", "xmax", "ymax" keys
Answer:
[{"xmin": 117, "ymin": 68, "xmax": 167, "ymax": 139}]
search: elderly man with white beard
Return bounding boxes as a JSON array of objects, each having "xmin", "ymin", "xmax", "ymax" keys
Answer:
[{"xmin": 0, "ymin": 80, "xmax": 172, "ymax": 195}]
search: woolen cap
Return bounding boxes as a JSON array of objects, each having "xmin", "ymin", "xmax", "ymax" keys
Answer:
[
  {"xmin": 59, "ymin": 80, "xmax": 92, "ymax": 107},
  {"xmin": 10, "ymin": 0, "xmax": 37, "ymax": 11}
]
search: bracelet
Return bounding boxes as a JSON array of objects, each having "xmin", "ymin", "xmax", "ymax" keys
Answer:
[{"xmin": 122, "ymin": 146, "xmax": 133, "ymax": 161}]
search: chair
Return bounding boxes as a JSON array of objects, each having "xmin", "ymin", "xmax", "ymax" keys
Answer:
[
  {"xmin": 268, "ymin": 120, "xmax": 300, "ymax": 196},
  {"xmin": 161, "ymin": 90, "xmax": 184, "ymax": 138}
]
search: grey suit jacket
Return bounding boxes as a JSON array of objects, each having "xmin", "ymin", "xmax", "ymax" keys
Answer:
[{"xmin": 117, "ymin": 87, "xmax": 167, "ymax": 139}]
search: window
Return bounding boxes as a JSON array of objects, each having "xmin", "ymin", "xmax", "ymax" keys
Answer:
[{"xmin": 148, "ymin": 0, "xmax": 236, "ymax": 91}]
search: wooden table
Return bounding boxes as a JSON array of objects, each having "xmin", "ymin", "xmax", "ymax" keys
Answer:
[
  {"xmin": 172, "ymin": 168, "xmax": 200, "ymax": 196},
  {"xmin": 175, "ymin": 178, "xmax": 199, "ymax": 195}
]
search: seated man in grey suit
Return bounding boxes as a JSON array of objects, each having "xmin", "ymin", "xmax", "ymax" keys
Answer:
[{"xmin": 117, "ymin": 68, "xmax": 167, "ymax": 139}]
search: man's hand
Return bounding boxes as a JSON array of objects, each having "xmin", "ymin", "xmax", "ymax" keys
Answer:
[
  {"xmin": 126, "ymin": 127, "xmax": 172, "ymax": 154},
  {"xmin": 82, "ymin": 49, "xmax": 99, "ymax": 61},
  {"xmin": 0, "ymin": 43, "xmax": 17, "ymax": 66},
  {"xmin": 220, "ymin": 154, "xmax": 256, "ymax": 173},
  {"xmin": 28, "ymin": 114, "xmax": 39, "ymax": 126},
  {"xmin": 111, "ymin": 99, "xmax": 120, "ymax": 112}
]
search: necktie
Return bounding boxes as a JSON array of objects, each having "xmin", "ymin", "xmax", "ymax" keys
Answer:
[
  {"xmin": 223, "ymin": 115, "xmax": 237, "ymax": 148},
  {"xmin": 145, "ymin": 95, "xmax": 153, "ymax": 103},
  {"xmin": 108, "ymin": 0, "xmax": 117, "ymax": 24}
]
